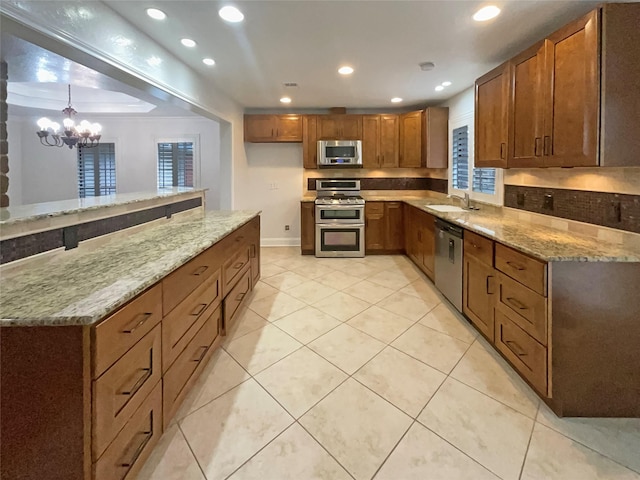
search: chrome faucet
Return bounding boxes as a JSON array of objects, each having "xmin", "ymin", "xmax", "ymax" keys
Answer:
[{"xmin": 447, "ymin": 192, "xmax": 472, "ymax": 209}]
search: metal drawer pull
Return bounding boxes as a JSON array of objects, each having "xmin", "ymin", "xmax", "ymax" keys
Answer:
[
  {"xmin": 506, "ymin": 261, "xmax": 525, "ymax": 271},
  {"xmin": 486, "ymin": 275, "xmax": 495, "ymax": 295},
  {"xmin": 190, "ymin": 303, "xmax": 208, "ymax": 316},
  {"xmin": 235, "ymin": 236, "xmax": 245, "ymax": 242},
  {"xmin": 121, "ymin": 426, "xmax": 153, "ymax": 468},
  {"xmin": 122, "ymin": 312, "xmax": 153, "ymax": 334},
  {"xmin": 192, "ymin": 265, "xmax": 208, "ymax": 276},
  {"xmin": 506, "ymin": 297, "xmax": 527, "ymax": 310},
  {"xmin": 235, "ymin": 292, "xmax": 246, "ymax": 302},
  {"xmin": 505, "ymin": 340, "xmax": 527, "ymax": 357},
  {"xmin": 233, "ymin": 261, "xmax": 244, "ymax": 269},
  {"xmin": 192, "ymin": 345, "xmax": 209, "ymax": 363},
  {"xmin": 121, "ymin": 367, "xmax": 152, "ymax": 396},
  {"xmin": 534, "ymin": 137, "xmax": 542, "ymax": 157}
]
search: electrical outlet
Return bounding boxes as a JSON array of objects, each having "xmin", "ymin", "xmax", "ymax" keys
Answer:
[
  {"xmin": 268, "ymin": 182, "xmax": 279, "ymax": 190},
  {"xmin": 284, "ymin": 225, "xmax": 290, "ymax": 231},
  {"xmin": 543, "ymin": 193, "xmax": 554, "ymax": 210}
]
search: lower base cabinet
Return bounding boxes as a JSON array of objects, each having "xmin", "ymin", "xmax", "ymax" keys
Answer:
[
  {"xmin": 365, "ymin": 201, "xmax": 405, "ymax": 253},
  {"xmin": 404, "ymin": 204, "xmax": 435, "ymax": 279},
  {"xmin": 463, "ymin": 254, "xmax": 496, "ymax": 341},
  {"xmin": 300, "ymin": 201, "xmax": 315, "ymax": 254}
]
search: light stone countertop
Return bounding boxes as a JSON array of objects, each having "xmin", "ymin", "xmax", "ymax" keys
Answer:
[
  {"xmin": 0, "ymin": 210, "xmax": 260, "ymax": 327},
  {"xmin": 0, "ymin": 188, "xmax": 205, "ymax": 226}
]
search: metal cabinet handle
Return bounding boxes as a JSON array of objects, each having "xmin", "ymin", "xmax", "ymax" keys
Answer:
[
  {"xmin": 486, "ymin": 275, "xmax": 495, "ymax": 295},
  {"xmin": 191, "ymin": 345, "xmax": 209, "ymax": 363},
  {"xmin": 271, "ymin": 128, "xmax": 274, "ymax": 137},
  {"xmin": 500, "ymin": 142, "xmax": 506, "ymax": 159},
  {"xmin": 121, "ymin": 367, "xmax": 152, "ymax": 396},
  {"xmin": 543, "ymin": 136, "xmax": 551, "ymax": 156},
  {"xmin": 534, "ymin": 137, "xmax": 542, "ymax": 157},
  {"xmin": 506, "ymin": 297, "xmax": 527, "ymax": 310},
  {"xmin": 235, "ymin": 292, "xmax": 246, "ymax": 302},
  {"xmin": 122, "ymin": 312, "xmax": 153, "ymax": 334},
  {"xmin": 190, "ymin": 303, "xmax": 208, "ymax": 316},
  {"xmin": 192, "ymin": 265, "xmax": 208, "ymax": 276},
  {"xmin": 236, "ymin": 236, "xmax": 245, "ymax": 242},
  {"xmin": 233, "ymin": 261, "xmax": 244, "ymax": 270},
  {"xmin": 505, "ymin": 340, "xmax": 527, "ymax": 357},
  {"xmin": 506, "ymin": 261, "xmax": 525, "ymax": 271},
  {"xmin": 120, "ymin": 425, "xmax": 153, "ymax": 468},
  {"xmin": 250, "ymin": 244, "xmax": 256, "ymax": 259}
]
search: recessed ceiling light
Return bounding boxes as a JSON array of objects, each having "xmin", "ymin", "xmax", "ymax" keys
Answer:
[
  {"xmin": 181, "ymin": 38, "xmax": 197, "ymax": 48},
  {"xmin": 280, "ymin": 97, "xmax": 292, "ymax": 104},
  {"xmin": 391, "ymin": 97, "xmax": 403, "ymax": 103},
  {"xmin": 202, "ymin": 58, "xmax": 216, "ymax": 66},
  {"xmin": 435, "ymin": 85, "xmax": 445, "ymax": 92},
  {"xmin": 473, "ymin": 5, "xmax": 501, "ymax": 21},
  {"xmin": 442, "ymin": 81, "xmax": 452, "ymax": 87},
  {"xmin": 219, "ymin": 6, "xmax": 244, "ymax": 23},
  {"xmin": 338, "ymin": 66, "xmax": 354, "ymax": 75},
  {"xmin": 146, "ymin": 8, "xmax": 166, "ymax": 20}
]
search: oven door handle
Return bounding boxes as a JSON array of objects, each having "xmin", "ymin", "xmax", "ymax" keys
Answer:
[{"xmin": 316, "ymin": 223, "xmax": 365, "ymax": 227}]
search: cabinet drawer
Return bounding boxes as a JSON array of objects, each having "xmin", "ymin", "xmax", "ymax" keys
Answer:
[
  {"xmin": 93, "ymin": 381, "xmax": 162, "ymax": 480},
  {"xmin": 163, "ymin": 246, "xmax": 220, "ymax": 315},
  {"xmin": 93, "ymin": 284, "xmax": 162, "ymax": 378},
  {"xmin": 495, "ymin": 243, "xmax": 547, "ymax": 295},
  {"xmin": 93, "ymin": 324, "xmax": 162, "ymax": 460},
  {"xmin": 163, "ymin": 305, "xmax": 220, "ymax": 427},
  {"xmin": 162, "ymin": 270, "xmax": 221, "ymax": 372},
  {"xmin": 223, "ymin": 245, "xmax": 250, "ymax": 296},
  {"xmin": 495, "ymin": 310, "xmax": 547, "ymax": 395},
  {"xmin": 464, "ymin": 231, "xmax": 494, "ymax": 266},
  {"xmin": 223, "ymin": 267, "xmax": 252, "ymax": 335},
  {"xmin": 366, "ymin": 202, "xmax": 384, "ymax": 215},
  {"xmin": 497, "ymin": 273, "xmax": 547, "ymax": 345}
]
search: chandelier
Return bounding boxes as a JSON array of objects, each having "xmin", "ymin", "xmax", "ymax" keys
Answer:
[{"xmin": 35, "ymin": 84, "xmax": 102, "ymax": 149}]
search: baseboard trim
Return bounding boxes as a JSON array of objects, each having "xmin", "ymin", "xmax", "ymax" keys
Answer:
[{"xmin": 261, "ymin": 237, "xmax": 300, "ymax": 247}]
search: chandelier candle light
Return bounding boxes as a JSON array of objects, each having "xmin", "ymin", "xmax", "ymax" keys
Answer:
[{"xmin": 36, "ymin": 84, "xmax": 102, "ymax": 149}]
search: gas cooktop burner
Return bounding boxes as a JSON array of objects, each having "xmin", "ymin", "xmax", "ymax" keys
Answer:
[{"xmin": 315, "ymin": 195, "xmax": 365, "ymax": 205}]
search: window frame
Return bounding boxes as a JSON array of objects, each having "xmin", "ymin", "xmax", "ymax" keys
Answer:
[
  {"xmin": 155, "ymin": 136, "xmax": 201, "ymax": 189},
  {"xmin": 448, "ymin": 112, "xmax": 503, "ymax": 206},
  {"xmin": 77, "ymin": 142, "xmax": 117, "ymax": 198}
]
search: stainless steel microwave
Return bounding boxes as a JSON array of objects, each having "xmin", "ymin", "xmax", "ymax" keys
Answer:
[{"xmin": 317, "ymin": 140, "xmax": 362, "ymax": 168}]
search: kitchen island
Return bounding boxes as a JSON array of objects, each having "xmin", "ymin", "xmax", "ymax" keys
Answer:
[{"xmin": 1, "ymin": 208, "xmax": 261, "ymax": 480}]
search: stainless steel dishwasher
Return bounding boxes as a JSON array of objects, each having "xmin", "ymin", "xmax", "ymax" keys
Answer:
[{"xmin": 434, "ymin": 218, "xmax": 464, "ymax": 312}]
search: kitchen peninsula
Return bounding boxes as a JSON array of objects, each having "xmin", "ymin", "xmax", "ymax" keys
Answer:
[{"xmin": 0, "ymin": 191, "xmax": 261, "ymax": 480}]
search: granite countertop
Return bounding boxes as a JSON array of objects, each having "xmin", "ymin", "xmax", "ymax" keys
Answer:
[
  {"xmin": 405, "ymin": 199, "xmax": 640, "ymax": 263},
  {"xmin": 0, "ymin": 210, "xmax": 260, "ymax": 327},
  {"xmin": 0, "ymin": 188, "xmax": 205, "ymax": 225}
]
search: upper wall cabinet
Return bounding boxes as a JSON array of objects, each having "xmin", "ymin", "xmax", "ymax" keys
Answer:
[
  {"xmin": 316, "ymin": 115, "xmax": 362, "ymax": 140},
  {"xmin": 362, "ymin": 114, "xmax": 399, "ymax": 168},
  {"xmin": 399, "ymin": 108, "xmax": 448, "ymax": 169},
  {"xmin": 244, "ymin": 115, "xmax": 303, "ymax": 142},
  {"xmin": 302, "ymin": 115, "xmax": 318, "ymax": 168},
  {"xmin": 475, "ymin": 3, "xmax": 640, "ymax": 168}
]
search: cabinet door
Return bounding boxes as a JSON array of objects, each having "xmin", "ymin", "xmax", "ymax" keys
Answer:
[
  {"xmin": 475, "ymin": 64, "xmax": 509, "ymax": 168},
  {"xmin": 379, "ymin": 114, "xmax": 399, "ymax": 167},
  {"xmin": 300, "ymin": 202, "xmax": 315, "ymax": 254},
  {"xmin": 405, "ymin": 207, "xmax": 420, "ymax": 264},
  {"xmin": 384, "ymin": 202, "xmax": 404, "ymax": 251},
  {"xmin": 362, "ymin": 115, "xmax": 380, "ymax": 168},
  {"xmin": 244, "ymin": 115, "xmax": 276, "ymax": 142},
  {"xmin": 399, "ymin": 111, "xmax": 423, "ymax": 168},
  {"xmin": 543, "ymin": 10, "xmax": 599, "ymax": 167},
  {"xmin": 317, "ymin": 116, "xmax": 342, "ymax": 139},
  {"xmin": 275, "ymin": 115, "xmax": 303, "ymax": 141},
  {"xmin": 420, "ymin": 212, "xmax": 435, "ymax": 279},
  {"xmin": 303, "ymin": 116, "xmax": 318, "ymax": 169},
  {"xmin": 463, "ymin": 254, "xmax": 496, "ymax": 341},
  {"xmin": 424, "ymin": 107, "xmax": 449, "ymax": 168},
  {"xmin": 509, "ymin": 42, "xmax": 546, "ymax": 167},
  {"xmin": 341, "ymin": 115, "xmax": 363, "ymax": 140},
  {"xmin": 365, "ymin": 202, "xmax": 385, "ymax": 251}
]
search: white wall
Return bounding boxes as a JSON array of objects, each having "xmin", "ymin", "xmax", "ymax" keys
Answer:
[
  {"xmin": 441, "ymin": 87, "xmax": 474, "ymax": 122},
  {"xmin": 236, "ymin": 143, "xmax": 303, "ymax": 245},
  {"xmin": 13, "ymin": 116, "xmax": 221, "ymax": 208}
]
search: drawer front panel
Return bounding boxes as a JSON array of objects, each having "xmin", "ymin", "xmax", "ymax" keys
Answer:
[
  {"xmin": 93, "ymin": 284, "xmax": 162, "ymax": 378},
  {"xmin": 495, "ymin": 243, "xmax": 547, "ymax": 295},
  {"xmin": 223, "ymin": 267, "xmax": 252, "ymax": 335},
  {"xmin": 93, "ymin": 381, "xmax": 162, "ymax": 480},
  {"xmin": 93, "ymin": 324, "xmax": 162, "ymax": 460},
  {"xmin": 163, "ymin": 306, "xmax": 220, "ymax": 426},
  {"xmin": 497, "ymin": 273, "xmax": 547, "ymax": 345},
  {"xmin": 162, "ymin": 246, "xmax": 221, "ymax": 316},
  {"xmin": 495, "ymin": 310, "xmax": 547, "ymax": 395},
  {"xmin": 162, "ymin": 270, "xmax": 221, "ymax": 372},
  {"xmin": 223, "ymin": 246, "xmax": 250, "ymax": 295},
  {"xmin": 464, "ymin": 231, "xmax": 494, "ymax": 266}
]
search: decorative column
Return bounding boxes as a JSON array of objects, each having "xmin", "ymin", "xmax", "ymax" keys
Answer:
[{"xmin": 1, "ymin": 61, "xmax": 9, "ymax": 208}]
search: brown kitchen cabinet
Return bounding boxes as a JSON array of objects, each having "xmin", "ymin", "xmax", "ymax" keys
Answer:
[
  {"xmin": 399, "ymin": 111, "xmax": 422, "ymax": 168},
  {"xmin": 365, "ymin": 202, "xmax": 404, "ymax": 254},
  {"xmin": 244, "ymin": 114, "xmax": 303, "ymax": 142},
  {"xmin": 316, "ymin": 115, "xmax": 362, "ymax": 140},
  {"xmin": 362, "ymin": 114, "xmax": 399, "ymax": 168},
  {"xmin": 399, "ymin": 108, "xmax": 448, "ymax": 169},
  {"xmin": 462, "ymin": 231, "xmax": 496, "ymax": 341},
  {"xmin": 303, "ymin": 115, "xmax": 318, "ymax": 169},
  {"xmin": 475, "ymin": 63, "xmax": 509, "ymax": 168},
  {"xmin": 404, "ymin": 204, "xmax": 435, "ymax": 279},
  {"xmin": 300, "ymin": 201, "xmax": 315, "ymax": 254}
]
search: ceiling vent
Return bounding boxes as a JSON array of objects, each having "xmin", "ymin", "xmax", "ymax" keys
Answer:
[{"xmin": 283, "ymin": 82, "xmax": 298, "ymax": 88}]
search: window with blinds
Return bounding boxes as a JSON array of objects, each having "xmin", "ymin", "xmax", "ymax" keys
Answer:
[
  {"xmin": 157, "ymin": 142, "xmax": 194, "ymax": 188},
  {"xmin": 77, "ymin": 143, "xmax": 116, "ymax": 198},
  {"xmin": 452, "ymin": 126, "xmax": 469, "ymax": 190},
  {"xmin": 473, "ymin": 167, "xmax": 496, "ymax": 194}
]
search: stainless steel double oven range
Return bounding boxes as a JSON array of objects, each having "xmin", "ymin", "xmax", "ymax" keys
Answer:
[{"xmin": 314, "ymin": 179, "xmax": 365, "ymax": 258}]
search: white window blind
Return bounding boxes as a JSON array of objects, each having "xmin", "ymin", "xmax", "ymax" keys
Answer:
[
  {"xmin": 452, "ymin": 125, "xmax": 469, "ymax": 190},
  {"xmin": 473, "ymin": 167, "xmax": 496, "ymax": 194},
  {"xmin": 157, "ymin": 142, "xmax": 194, "ymax": 188},
  {"xmin": 77, "ymin": 143, "xmax": 116, "ymax": 198}
]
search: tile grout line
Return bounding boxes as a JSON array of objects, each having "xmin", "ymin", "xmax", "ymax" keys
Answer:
[
  {"xmin": 177, "ymin": 421, "xmax": 209, "ymax": 480},
  {"xmin": 369, "ymin": 419, "xmax": 416, "ymax": 479},
  {"xmin": 518, "ymin": 403, "xmax": 539, "ymax": 480}
]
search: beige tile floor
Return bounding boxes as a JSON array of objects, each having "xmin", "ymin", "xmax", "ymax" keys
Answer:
[{"xmin": 138, "ymin": 247, "xmax": 640, "ymax": 480}]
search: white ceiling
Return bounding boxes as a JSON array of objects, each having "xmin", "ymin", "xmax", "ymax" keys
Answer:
[{"xmin": 104, "ymin": 0, "xmax": 601, "ymax": 110}]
